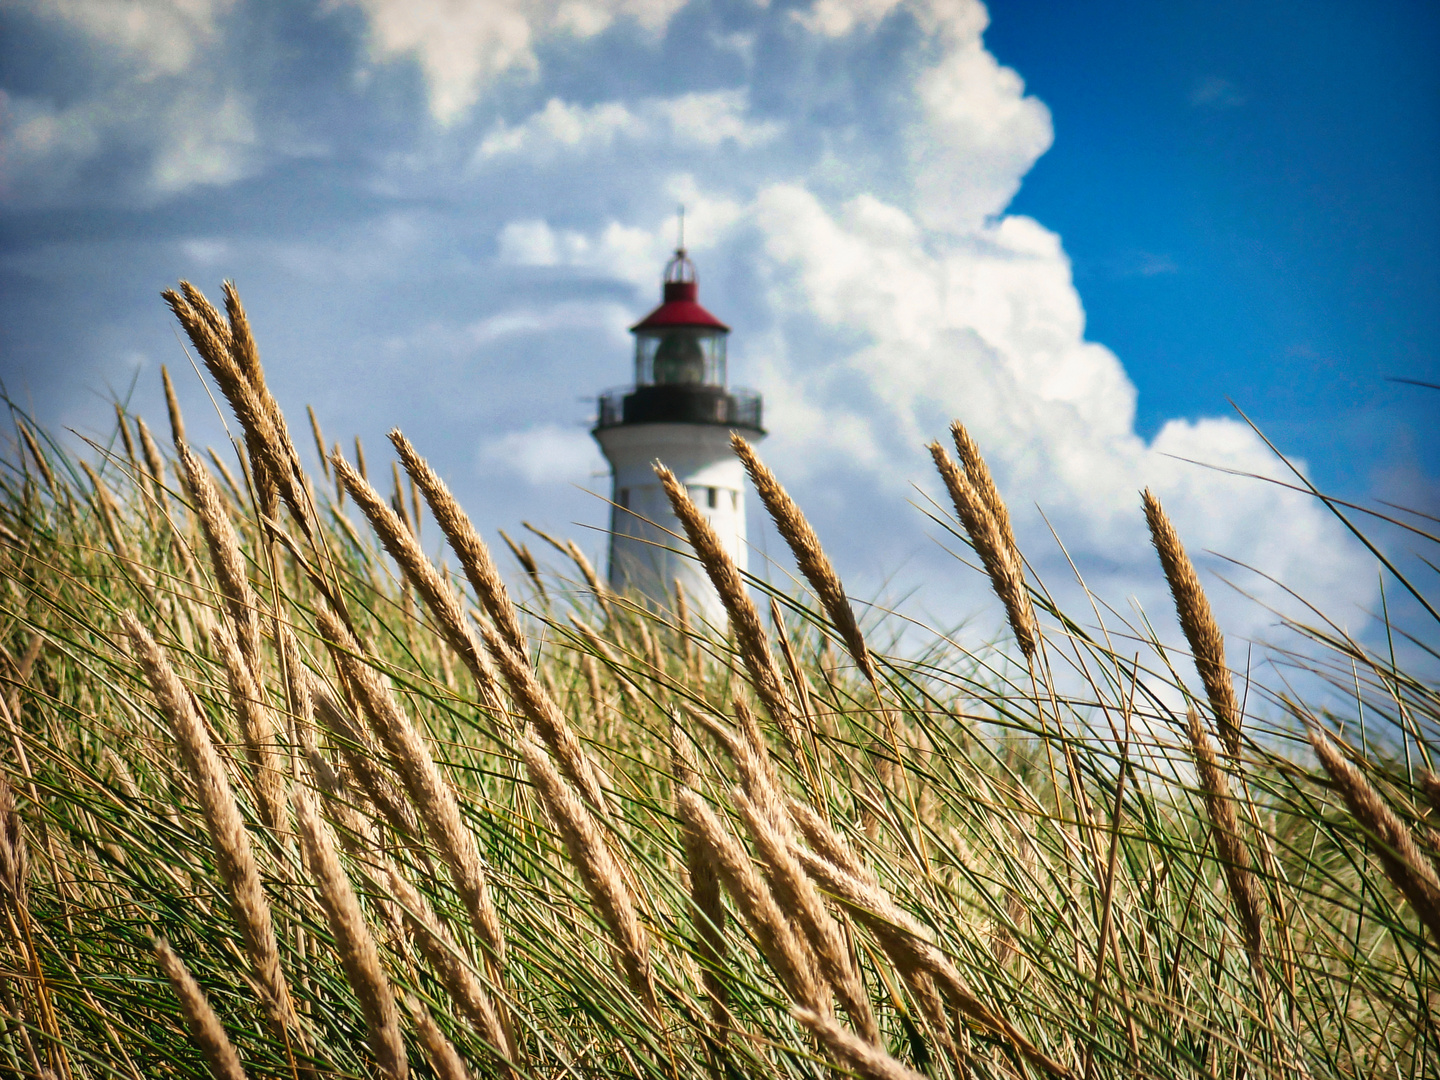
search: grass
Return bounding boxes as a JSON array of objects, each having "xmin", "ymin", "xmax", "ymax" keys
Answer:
[{"xmin": 0, "ymin": 280, "xmax": 1435, "ymax": 1079}]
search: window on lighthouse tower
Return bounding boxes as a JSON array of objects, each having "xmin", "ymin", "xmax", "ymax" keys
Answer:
[{"xmin": 652, "ymin": 331, "xmax": 706, "ymax": 385}]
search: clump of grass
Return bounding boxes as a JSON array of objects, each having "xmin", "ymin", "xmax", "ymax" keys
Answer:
[{"xmin": 0, "ymin": 280, "xmax": 1435, "ymax": 1079}]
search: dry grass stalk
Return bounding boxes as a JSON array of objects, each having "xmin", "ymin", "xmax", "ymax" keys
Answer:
[
  {"xmin": 136, "ymin": 417, "xmax": 168, "ymax": 508},
  {"xmin": 671, "ymin": 726, "xmax": 730, "ymax": 1036},
  {"xmin": 1306, "ymin": 722, "xmax": 1440, "ymax": 942},
  {"xmin": 1184, "ymin": 708, "xmax": 1265, "ymax": 973},
  {"xmin": 329, "ymin": 451, "xmax": 503, "ymax": 710},
  {"xmin": 115, "ymin": 405, "xmax": 138, "ymax": 471},
  {"xmin": 221, "ymin": 281, "xmax": 311, "ymax": 522},
  {"xmin": 123, "ymin": 613, "xmax": 302, "ymax": 1044},
  {"xmin": 152, "ymin": 938, "xmax": 248, "ymax": 1080},
  {"xmin": 793, "ymin": 1007, "xmax": 927, "ymax": 1080},
  {"xmin": 304, "ymin": 741, "xmax": 375, "ymax": 852},
  {"xmin": 295, "ymin": 790, "xmax": 407, "ymax": 1080},
  {"xmin": 477, "ymin": 620, "xmax": 608, "ymax": 809},
  {"xmin": 523, "ymin": 519, "xmax": 569, "ymax": 557},
  {"xmin": 734, "ymin": 434, "xmax": 875, "ymax": 682},
  {"xmin": 0, "ymin": 772, "xmax": 29, "ymax": 909},
  {"xmin": 583, "ymin": 653, "xmax": 607, "ymax": 724},
  {"xmin": 213, "ymin": 621, "xmax": 288, "ymax": 836},
  {"xmin": 899, "ymin": 967, "xmax": 960, "ymax": 1070},
  {"xmin": 311, "ymin": 682, "xmax": 423, "ymax": 844},
  {"xmin": 569, "ymin": 617, "xmax": 641, "ymax": 714},
  {"xmin": 277, "ymin": 625, "xmax": 312, "ymax": 751},
  {"xmin": 350, "ymin": 436, "xmax": 366, "ymax": 482},
  {"xmin": 386, "ymin": 866, "xmax": 514, "ymax": 1065},
  {"xmin": 17, "ymin": 422, "xmax": 55, "ymax": 492},
  {"xmin": 390, "ymin": 461, "xmax": 414, "ymax": 536},
  {"xmin": 177, "ymin": 444, "xmax": 263, "ymax": 678},
  {"xmin": 518, "ymin": 736, "xmax": 656, "ymax": 1013},
  {"xmin": 162, "ymin": 365, "xmax": 187, "ymax": 446},
  {"xmin": 1420, "ymin": 770, "xmax": 1440, "ymax": 819},
  {"xmin": 80, "ymin": 461, "xmax": 135, "ymax": 566},
  {"xmin": 163, "ymin": 283, "xmax": 311, "ymax": 539},
  {"xmin": 314, "ymin": 608, "xmax": 507, "ymax": 970},
  {"xmin": 928, "ymin": 443, "xmax": 1037, "ymax": 661},
  {"xmin": 950, "ymin": 423, "xmax": 1019, "ymax": 572},
  {"xmin": 673, "ymin": 578, "xmax": 701, "ymax": 680},
  {"xmin": 566, "ymin": 540, "xmax": 613, "ymax": 619},
  {"xmin": 677, "ymin": 787, "xmax": 826, "ymax": 1014},
  {"xmin": 306, "ymin": 406, "xmax": 329, "ymax": 481},
  {"xmin": 787, "ymin": 798, "xmax": 865, "ymax": 879},
  {"xmin": 734, "ymin": 788, "xmax": 878, "ymax": 1042},
  {"xmin": 498, "ymin": 529, "xmax": 544, "ymax": 599},
  {"xmin": 1142, "ymin": 490, "xmax": 1242, "ymax": 759},
  {"xmin": 405, "ymin": 996, "xmax": 471, "ymax": 1080},
  {"xmin": 791, "ymin": 846, "xmax": 1071, "ymax": 1079},
  {"xmin": 0, "ymin": 769, "xmax": 60, "ymax": 1074},
  {"xmin": 1421, "ymin": 771, "xmax": 1440, "ymax": 861},
  {"xmin": 206, "ymin": 448, "xmax": 245, "ymax": 508},
  {"xmin": 655, "ymin": 463, "xmax": 802, "ymax": 747},
  {"xmin": 991, "ymin": 819, "xmax": 1034, "ymax": 968}
]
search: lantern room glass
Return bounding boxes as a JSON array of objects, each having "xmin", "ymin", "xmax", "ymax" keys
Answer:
[{"xmin": 634, "ymin": 328, "xmax": 727, "ymax": 388}]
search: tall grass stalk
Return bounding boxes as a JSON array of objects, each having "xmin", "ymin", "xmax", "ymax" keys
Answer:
[{"xmin": 0, "ymin": 280, "xmax": 1434, "ymax": 1078}]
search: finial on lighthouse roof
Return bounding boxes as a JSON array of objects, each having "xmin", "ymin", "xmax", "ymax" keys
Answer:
[
  {"xmin": 664, "ymin": 205, "xmax": 696, "ymax": 290},
  {"xmin": 634, "ymin": 210, "xmax": 727, "ymax": 331}
]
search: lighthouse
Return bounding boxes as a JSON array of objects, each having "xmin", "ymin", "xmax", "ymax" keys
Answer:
[{"xmin": 593, "ymin": 241, "xmax": 764, "ymax": 624}]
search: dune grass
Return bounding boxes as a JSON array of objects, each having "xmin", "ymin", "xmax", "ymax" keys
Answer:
[{"xmin": 0, "ymin": 281, "xmax": 1435, "ymax": 1078}]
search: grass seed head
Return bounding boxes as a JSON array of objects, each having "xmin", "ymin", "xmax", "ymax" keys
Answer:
[
  {"xmin": 1143, "ymin": 488, "xmax": 1242, "ymax": 759},
  {"xmin": 928, "ymin": 442, "xmax": 1037, "ymax": 661},
  {"xmin": 734, "ymin": 433, "xmax": 875, "ymax": 682},
  {"xmin": 152, "ymin": 938, "xmax": 249, "ymax": 1080},
  {"xmin": 296, "ymin": 790, "xmax": 407, "ymax": 1080},
  {"xmin": 655, "ymin": 462, "xmax": 802, "ymax": 747},
  {"xmin": 1306, "ymin": 720, "xmax": 1440, "ymax": 942}
]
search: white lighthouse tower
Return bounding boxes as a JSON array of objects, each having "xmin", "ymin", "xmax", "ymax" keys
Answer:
[{"xmin": 593, "ymin": 241, "xmax": 764, "ymax": 624}]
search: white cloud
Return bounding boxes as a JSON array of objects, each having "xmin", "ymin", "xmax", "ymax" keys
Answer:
[
  {"xmin": 654, "ymin": 90, "xmax": 783, "ymax": 149},
  {"xmin": 340, "ymin": 0, "xmax": 690, "ymax": 124},
  {"xmin": 4, "ymin": 0, "xmax": 235, "ymax": 77},
  {"xmin": 474, "ymin": 90, "xmax": 781, "ymax": 163},
  {"xmin": 497, "ymin": 180, "xmax": 748, "ymax": 284},
  {"xmin": 477, "ymin": 98, "xmax": 646, "ymax": 159},
  {"xmin": 479, "ymin": 422, "xmax": 606, "ymax": 484},
  {"xmin": 795, "ymin": 0, "xmax": 906, "ymax": 38},
  {"xmin": 747, "ymin": 182, "xmax": 1371, "ymax": 640},
  {"xmin": 0, "ymin": 93, "xmax": 106, "ymax": 196},
  {"xmin": 908, "ymin": 0, "xmax": 1053, "ymax": 230},
  {"xmin": 150, "ymin": 89, "xmax": 259, "ymax": 193}
]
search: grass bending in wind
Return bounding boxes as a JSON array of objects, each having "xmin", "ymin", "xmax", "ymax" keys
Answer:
[{"xmin": 0, "ymin": 280, "xmax": 1434, "ymax": 1079}]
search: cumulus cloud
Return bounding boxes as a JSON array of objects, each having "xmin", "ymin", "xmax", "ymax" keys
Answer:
[
  {"xmin": 479, "ymin": 422, "xmax": 606, "ymax": 484},
  {"xmin": 5, "ymin": 0, "xmax": 235, "ymax": 78},
  {"xmin": 795, "ymin": 0, "xmax": 906, "ymax": 38},
  {"xmin": 474, "ymin": 90, "xmax": 782, "ymax": 163},
  {"xmin": 149, "ymin": 89, "xmax": 259, "ymax": 193},
  {"xmin": 340, "ymin": 0, "xmax": 690, "ymax": 124},
  {"xmin": 1, "ymin": 0, "xmax": 1379, "ymax": 656},
  {"xmin": 0, "ymin": 0, "xmax": 264, "ymax": 206},
  {"xmin": 909, "ymin": 0, "xmax": 1053, "ymax": 230},
  {"xmin": 497, "ymin": 182, "xmax": 748, "ymax": 283},
  {"xmin": 480, "ymin": 0, "xmax": 1372, "ymax": 643}
]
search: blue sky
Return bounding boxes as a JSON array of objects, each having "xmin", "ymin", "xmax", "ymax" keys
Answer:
[{"xmin": 1, "ymin": 0, "xmax": 1435, "ymax": 655}]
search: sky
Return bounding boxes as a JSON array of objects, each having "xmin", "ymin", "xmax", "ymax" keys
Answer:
[{"xmin": 1, "ymin": 0, "xmax": 1436, "ymax": 669}]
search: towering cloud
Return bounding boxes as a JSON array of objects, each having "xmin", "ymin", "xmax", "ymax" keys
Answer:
[{"xmin": 0, "ymin": 0, "xmax": 1375, "ymax": 651}]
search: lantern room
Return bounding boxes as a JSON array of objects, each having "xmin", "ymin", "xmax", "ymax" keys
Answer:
[{"xmin": 631, "ymin": 249, "xmax": 729, "ymax": 388}]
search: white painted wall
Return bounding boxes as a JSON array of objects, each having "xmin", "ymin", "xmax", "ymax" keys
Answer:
[{"xmin": 593, "ymin": 422, "xmax": 762, "ymax": 627}]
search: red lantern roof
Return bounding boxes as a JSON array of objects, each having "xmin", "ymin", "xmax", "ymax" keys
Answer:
[{"xmin": 630, "ymin": 250, "xmax": 730, "ymax": 333}]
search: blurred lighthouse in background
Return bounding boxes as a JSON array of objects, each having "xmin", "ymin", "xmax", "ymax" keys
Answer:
[{"xmin": 593, "ymin": 229, "xmax": 764, "ymax": 623}]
